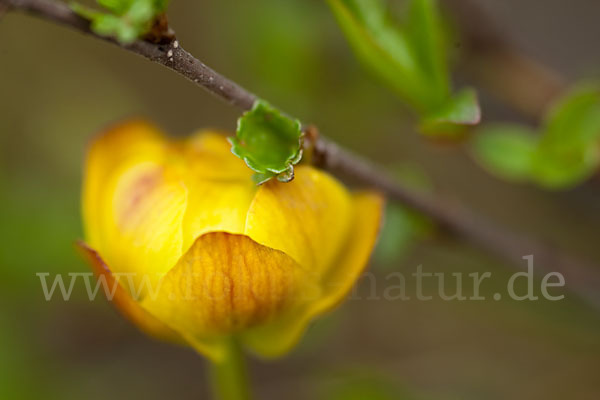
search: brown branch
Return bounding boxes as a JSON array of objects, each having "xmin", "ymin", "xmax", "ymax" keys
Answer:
[
  {"xmin": 314, "ymin": 139, "xmax": 600, "ymax": 308},
  {"xmin": 3, "ymin": 0, "xmax": 600, "ymax": 310},
  {"xmin": 444, "ymin": 0, "xmax": 568, "ymax": 121}
]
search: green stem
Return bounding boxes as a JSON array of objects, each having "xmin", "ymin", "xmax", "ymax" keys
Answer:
[{"xmin": 210, "ymin": 338, "xmax": 252, "ymax": 400}]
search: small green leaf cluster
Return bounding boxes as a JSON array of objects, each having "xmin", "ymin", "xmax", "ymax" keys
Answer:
[
  {"xmin": 472, "ymin": 84, "xmax": 600, "ymax": 189},
  {"xmin": 71, "ymin": 0, "xmax": 169, "ymax": 44},
  {"xmin": 230, "ymin": 100, "xmax": 303, "ymax": 185},
  {"xmin": 327, "ymin": 0, "xmax": 480, "ymax": 136}
]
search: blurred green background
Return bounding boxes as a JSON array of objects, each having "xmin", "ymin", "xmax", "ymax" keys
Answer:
[{"xmin": 1, "ymin": 0, "xmax": 600, "ymax": 399}]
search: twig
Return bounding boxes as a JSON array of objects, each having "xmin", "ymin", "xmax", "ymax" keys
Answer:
[
  {"xmin": 444, "ymin": 0, "xmax": 568, "ymax": 121},
  {"xmin": 3, "ymin": 0, "xmax": 599, "ymax": 310}
]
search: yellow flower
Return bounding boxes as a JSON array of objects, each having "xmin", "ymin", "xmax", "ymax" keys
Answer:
[{"xmin": 79, "ymin": 120, "xmax": 384, "ymax": 361}]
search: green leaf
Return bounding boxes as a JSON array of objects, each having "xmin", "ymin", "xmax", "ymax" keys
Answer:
[
  {"xmin": 472, "ymin": 124, "xmax": 537, "ymax": 182},
  {"xmin": 97, "ymin": 0, "xmax": 130, "ymax": 15},
  {"xmin": 542, "ymin": 83, "xmax": 600, "ymax": 149},
  {"xmin": 70, "ymin": 3, "xmax": 102, "ymax": 20},
  {"xmin": 405, "ymin": 0, "xmax": 449, "ymax": 103},
  {"xmin": 532, "ymin": 84, "xmax": 600, "ymax": 188},
  {"xmin": 326, "ymin": 0, "xmax": 480, "ymax": 132},
  {"xmin": 420, "ymin": 88, "xmax": 481, "ymax": 136},
  {"xmin": 92, "ymin": 14, "xmax": 139, "ymax": 43},
  {"xmin": 71, "ymin": 0, "xmax": 169, "ymax": 44},
  {"xmin": 472, "ymin": 84, "xmax": 600, "ymax": 189},
  {"xmin": 326, "ymin": 0, "xmax": 429, "ymax": 110},
  {"xmin": 230, "ymin": 100, "xmax": 303, "ymax": 184},
  {"xmin": 531, "ymin": 147, "xmax": 599, "ymax": 189}
]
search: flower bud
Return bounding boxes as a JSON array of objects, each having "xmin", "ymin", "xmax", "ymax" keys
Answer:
[{"xmin": 79, "ymin": 121, "xmax": 383, "ymax": 361}]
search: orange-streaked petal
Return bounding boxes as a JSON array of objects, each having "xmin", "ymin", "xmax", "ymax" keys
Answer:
[
  {"xmin": 76, "ymin": 241, "xmax": 184, "ymax": 344},
  {"xmin": 140, "ymin": 232, "xmax": 312, "ymax": 361},
  {"xmin": 241, "ymin": 192, "xmax": 384, "ymax": 358}
]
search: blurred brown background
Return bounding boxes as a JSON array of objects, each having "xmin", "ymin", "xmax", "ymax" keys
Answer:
[{"xmin": 1, "ymin": 0, "xmax": 600, "ymax": 399}]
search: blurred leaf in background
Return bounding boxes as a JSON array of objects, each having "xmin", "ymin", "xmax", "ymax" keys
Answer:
[
  {"xmin": 0, "ymin": 38, "xmax": 144, "ymax": 298},
  {"xmin": 326, "ymin": 0, "xmax": 480, "ymax": 136},
  {"xmin": 0, "ymin": 175, "xmax": 82, "ymax": 295},
  {"xmin": 223, "ymin": 0, "xmax": 323, "ymax": 104},
  {"xmin": 0, "ymin": 311, "xmax": 32, "ymax": 399},
  {"xmin": 533, "ymin": 83, "xmax": 600, "ymax": 188},
  {"xmin": 319, "ymin": 368, "xmax": 426, "ymax": 400},
  {"xmin": 472, "ymin": 124, "xmax": 537, "ymax": 183},
  {"xmin": 375, "ymin": 164, "xmax": 434, "ymax": 266},
  {"xmin": 473, "ymin": 83, "xmax": 600, "ymax": 189},
  {"xmin": 376, "ymin": 203, "xmax": 432, "ymax": 266}
]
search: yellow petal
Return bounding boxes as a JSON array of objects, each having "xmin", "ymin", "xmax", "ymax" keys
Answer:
[
  {"xmin": 140, "ymin": 232, "xmax": 311, "ymax": 361},
  {"xmin": 183, "ymin": 130, "xmax": 252, "ymax": 180},
  {"xmin": 241, "ymin": 192, "xmax": 384, "ymax": 358},
  {"xmin": 83, "ymin": 125, "xmax": 259, "ymax": 298},
  {"xmin": 83, "ymin": 121, "xmax": 188, "ymax": 296},
  {"xmin": 244, "ymin": 166, "xmax": 354, "ymax": 276},
  {"xmin": 82, "ymin": 120, "xmax": 164, "ymax": 249},
  {"xmin": 76, "ymin": 241, "xmax": 184, "ymax": 344},
  {"xmin": 180, "ymin": 132, "xmax": 257, "ymax": 251}
]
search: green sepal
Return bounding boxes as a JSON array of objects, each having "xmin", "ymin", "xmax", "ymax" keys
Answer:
[
  {"xmin": 230, "ymin": 100, "xmax": 303, "ymax": 184},
  {"xmin": 251, "ymin": 171, "xmax": 276, "ymax": 185}
]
